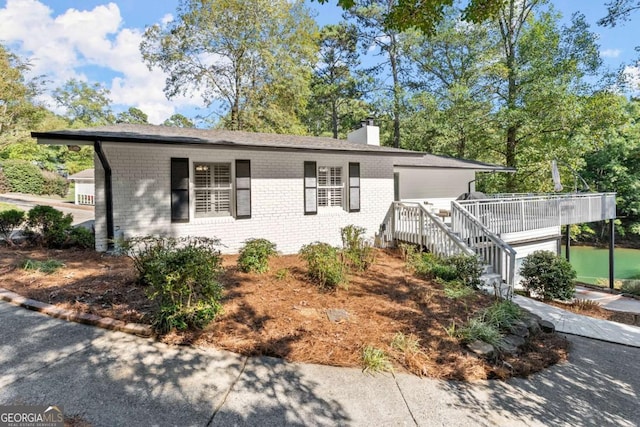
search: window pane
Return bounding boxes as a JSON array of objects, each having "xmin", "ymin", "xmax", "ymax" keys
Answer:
[{"xmin": 194, "ymin": 163, "xmax": 231, "ymax": 216}]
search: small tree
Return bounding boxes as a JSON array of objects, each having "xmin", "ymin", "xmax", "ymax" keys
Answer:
[{"xmin": 520, "ymin": 250, "xmax": 576, "ymax": 301}]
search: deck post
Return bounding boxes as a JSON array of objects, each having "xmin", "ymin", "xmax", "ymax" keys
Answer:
[
  {"xmin": 565, "ymin": 225, "xmax": 570, "ymax": 262},
  {"xmin": 609, "ymin": 220, "xmax": 615, "ymax": 290}
]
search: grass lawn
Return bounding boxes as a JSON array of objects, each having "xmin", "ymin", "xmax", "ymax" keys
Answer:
[{"xmin": 0, "ymin": 202, "xmax": 22, "ymax": 212}]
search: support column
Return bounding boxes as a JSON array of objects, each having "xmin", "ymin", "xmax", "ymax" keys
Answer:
[
  {"xmin": 565, "ymin": 225, "xmax": 570, "ymax": 262},
  {"xmin": 609, "ymin": 220, "xmax": 615, "ymax": 290}
]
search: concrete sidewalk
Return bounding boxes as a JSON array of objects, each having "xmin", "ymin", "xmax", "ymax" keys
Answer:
[
  {"xmin": 575, "ymin": 285, "xmax": 640, "ymax": 313},
  {"xmin": 513, "ymin": 293, "xmax": 640, "ymax": 348},
  {"xmin": 1, "ymin": 300, "xmax": 639, "ymax": 426}
]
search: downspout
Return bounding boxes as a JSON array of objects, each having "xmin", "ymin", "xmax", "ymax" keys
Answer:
[{"xmin": 94, "ymin": 141, "xmax": 114, "ymax": 251}]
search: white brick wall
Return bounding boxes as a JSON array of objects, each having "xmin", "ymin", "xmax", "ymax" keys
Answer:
[{"xmin": 94, "ymin": 143, "xmax": 395, "ymax": 254}]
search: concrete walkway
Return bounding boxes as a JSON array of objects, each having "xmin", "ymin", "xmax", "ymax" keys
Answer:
[
  {"xmin": 514, "ymin": 291, "xmax": 640, "ymax": 348},
  {"xmin": 1, "ymin": 300, "xmax": 639, "ymax": 426},
  {"xmin": 575, "ymin": 285, "xmax": 640, "ymax": 313}
]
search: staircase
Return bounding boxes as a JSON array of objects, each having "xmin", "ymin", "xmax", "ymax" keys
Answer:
[{"xmin": 381, "ymin": 201, "xmax": 515, "ymax": 298}]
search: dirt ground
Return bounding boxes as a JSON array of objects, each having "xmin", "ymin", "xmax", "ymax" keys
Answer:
[{"xmin": 1, "ymin": 246, "xmax": 570, "ymax": 380}]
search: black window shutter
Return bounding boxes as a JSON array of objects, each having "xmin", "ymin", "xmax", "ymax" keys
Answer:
[
  {"xmin": 171, "ymin": 158, "xmax": 189, "ymax": 223},
  {"xmin": 304, "ymin": 161, "xmax": 317, "ymax": 215},
  {"xmin": 349, "ymin": 162, "xmax": 360, "ymax": 212},
  {"xmin": 235, "ymin": 160, "xmax": 251, "ymax": 219}
]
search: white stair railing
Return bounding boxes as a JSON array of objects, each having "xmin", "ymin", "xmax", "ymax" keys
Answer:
[{"xmin": 451, "ymin": 201, "xmax": 516, "ymax": 293}]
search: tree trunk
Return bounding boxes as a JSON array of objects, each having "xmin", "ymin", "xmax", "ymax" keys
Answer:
[
  {"xmin": 389, "ymin": 33, "xmax": 401, "ymax": 148},
  {"xmin": 331, "ymin": 100, "xmax": 339, "ymax": 139}
]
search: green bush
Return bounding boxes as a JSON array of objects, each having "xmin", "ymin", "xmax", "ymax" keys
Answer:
[
  {"xmin": 299, "ymin": 242, "xmax": 347, "ymax": 290},
  {"xmin": 621, "ymin": 281, "xmax": 640, "ymax": 296},
  {"xmin": 41, "ymin": 170, "xmax": 69, "ymax": 198},
  {"xmin": 69, "ymin": 226, "xmax": 95, "ymax": 249},
  {"xmin": 520, "ymin": 250, "xmax": 576, "ymax": 301},
  {"xmin": 457, "ymin": 318, "xmax": 503, "ymax": 347},
  {"xmin": 443, "ymin": 280, "xmax": 475, "ymax": 299},
  {"xmin": 341, "ymin": 225, "xmax": 375, "ymax": 271},
  {"xmin": 410, "ymin": 252, "xmax": 480, "ymax": 287},
  {"xmin": 1, "ymin": 160, "xmax": 45, "ymax": 195},
  {"xmin": 237, "ymin": 238, "xmax": 277, "ymax": 273},
  {"xmin": 125, "ymin": 236, "xmax": 224, "ymax": 333},
  {"xmin": 447, "ymin": 254, "xmax": 483, "ymax": 289},
  {"xmin": 26, "ymin": 205, "xmax": 73, "ymax": 248},
  {"xmin": 0, "ymin": 209, "xmax": 25, "ymax": 245}
]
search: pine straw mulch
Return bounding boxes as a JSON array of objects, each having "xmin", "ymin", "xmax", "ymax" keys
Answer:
[{"xmin": 0, "ymin": 245, "xmax": 568, "ymax": 381}]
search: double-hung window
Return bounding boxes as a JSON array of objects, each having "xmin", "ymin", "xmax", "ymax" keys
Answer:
[
  {"xmin": 194, "ymin": 163, "xmax": 232, "ymax": 217},
  {"xmin": 317, "ymin": 166, "xmax": 343, "ymax": 208}
]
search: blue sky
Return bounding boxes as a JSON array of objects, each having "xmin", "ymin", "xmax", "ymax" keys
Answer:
[{"xmin": 0, "ymin": 0, "xmax": 638, "ymax": 124}]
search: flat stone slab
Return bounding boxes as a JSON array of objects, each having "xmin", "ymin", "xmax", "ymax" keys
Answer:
[{"xmin": 326, "ymin": 308, "xmax": 349, "ymax": 323}]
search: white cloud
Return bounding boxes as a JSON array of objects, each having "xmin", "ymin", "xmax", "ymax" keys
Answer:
[
  {"xmin": 601, "ymin": 48, "xmax": 622, "ymax": 59},
  {"xmin": 0, "ymin": 0, "xmax": 203, "ymax": 124},
  {"xmin": 622, "ymin": 64, "xmax": 640, "ymax": 94}
]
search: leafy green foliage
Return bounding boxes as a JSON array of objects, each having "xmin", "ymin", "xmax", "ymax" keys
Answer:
[
  {"xmin": 443, "ymin": 280, "xmax": 475, "ymax": 299},
  {"xmin": 141, "ymin": 0, "xmax": 318, "ymax": 133},
  {"xmin": 410, "ymin": 252, "xmax": 482, "ymax": 288},
  {"xmin": 362, "ymin": 345, "xmax": 393, "ymax": 374},
  {"xmin": 520, "ymin": 250, "xmax": 577, "ymax": 301},
  {"xmin": 125, "ymin": 236, "xmax": 224, "ymax": 333},
  {"xmin": 299, "ymin": 242, "xmax": 347, "ymax": 290},
  {"xmin": 237, "ymin": 238, "xmax": 277, "ymax": 273},
  {"xmin": 26, "ymin": 205, "xmax": 73, "ymax": 248},
  {"xmin": 481, "ymin": 300, "xmax": 523, "ymax": 330},
  {"xmin": 21, "ymin": 258, "xmax": 64, "ymax": 274},
  {"xmin": 53, "ymin": 79, "xmax": 114, "ymax": 126},
  {"xmin": 41, "ymin": 170, "xmax": 69, "ymax": 198},
  {"xmin": 68, "ymin": 227, "xmax": 95, "ymax": 249},
  {"xmin": 116, "ymin": 107, "xmax": 148, "ymax": 124},
  {"xmin": 621, "ymin": 280, "xmax": 640, "ymax": 296},
  {"xmin": 1, "ymin": 160, "xmax": 45, "ymax": 194},
  {"xmin": 0, "ymin": 209, "xmax": 24, "ymax": 244},
  {"xmin": 456, "ymin": 318, "xmax": 503, "ymax": 348},
  {"xmin": 340, "ymin": 225, "xmax": 375, "ymax": 271}
]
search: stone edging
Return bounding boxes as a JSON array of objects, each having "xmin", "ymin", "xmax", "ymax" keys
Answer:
[{"xmin": 0, "ymin": 287, "xmax": 153, "ymax": 337}]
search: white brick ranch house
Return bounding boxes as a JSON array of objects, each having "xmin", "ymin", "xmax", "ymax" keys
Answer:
[{"xmin": 33, "ymin": 122, "xmax": 616, "ymax": 293}]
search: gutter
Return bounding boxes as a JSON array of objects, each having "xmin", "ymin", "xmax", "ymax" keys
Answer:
[{"xmin": 93, "ymin": 141, "xmax": 114, "ymax": 251}]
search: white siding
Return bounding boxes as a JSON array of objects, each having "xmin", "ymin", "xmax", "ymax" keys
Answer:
[
  {"xmin": 94, "ymin": 143, "xmax": 394, "ymax": 254},
  {"xmin": 395, "ymin": 167, "xmax": 475, "ymax": 201}
]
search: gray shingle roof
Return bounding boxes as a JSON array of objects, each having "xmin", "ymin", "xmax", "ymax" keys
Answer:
[
  {"xmin": 68, "ymin": 168, "xmax": 94, "ymax": 180},
  {"xmin": 32, "ymin": 124, "xmax": 422, "ymax": 156},
  {"xmin": 394, "ymin": 153, "xmax": 515, "ymax": 172}
]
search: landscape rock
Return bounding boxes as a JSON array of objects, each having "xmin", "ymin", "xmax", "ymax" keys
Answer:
[
  {"xmin": 500, "ymin": 335, "xmax": 526, "ymax": 355},
  {"xmin": 539, "ymin": 319, "xmax": 556, "ymax": 333},
  {"xmin": 521, "ymin": 314, "xmax": 542, "ymax": 335},
  {"xmin": 326, "ymin": 308, "xmax": 349, "ymax": 323},
  {"xmin": 508, "ymin": 321, "xmax": 530, "ymax": 339},
  {"xmin": 467, "ymin": 340, "xmax": 495, "ymax": 358}
]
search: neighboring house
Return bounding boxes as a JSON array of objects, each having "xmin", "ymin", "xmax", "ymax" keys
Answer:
[{"xmin": 68, "ymin": 168, "xmax": 95, "ymax": 206}]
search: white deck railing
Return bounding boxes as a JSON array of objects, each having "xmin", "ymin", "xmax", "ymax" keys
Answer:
[
  {"xmin": 382, "ymin": 202, "xmax": 474, "ymax": 257},
  {"xmin": 76, "ymin": 194, "xmax": 95, "ymax": 206},
  {"xmin": 455, "ymin": 193, "xmax": 616, "ymax": 234}
]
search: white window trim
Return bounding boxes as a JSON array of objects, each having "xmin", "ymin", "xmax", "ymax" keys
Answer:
[
  {"xmin": 317, "ymin": 165, "xmax": 345, "ymax": 210},
  {"xmin": 193, "ymin": 162, "xmax": 233, "ymax": 218}
]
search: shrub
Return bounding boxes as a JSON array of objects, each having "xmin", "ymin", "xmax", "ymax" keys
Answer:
[
  {"xmin": 0, "ymin": 209, "xmax": 25, "ymax": 245},
  {"xmin": 457, "ymin": 318, "xmax": 503, "ymax": 348},
  {"xmin": 621, "ymin": 281, "xmax": 640, "ymax": 296},
  {"xmin": 26, "ymin": 205, "xmax": 73, "ymax": 248},
  {"xmin": 41, "ymin": 170, "xmax": 69, "ymax": 198},
  {"xmin": 125, "ymin": 236, "xmax": 224, "ymax": 333},
  {"xmin": 69, "ymin": 226, "xmax": 95, "ymax": 249},
  {"xmin": 299, "ymin": 242, "xmax": 347, "ymax": 290},
  {"xmin": 447, "ymin": 254, "xmax": 483, "ymax": 289},
  {"xmin": 1, "ymin": 160, "xmax": 45, "ymax": 195},
  {"xmin": 520, "ymin": 250, "xmax": 576, "ymax": 301},
  {"xmin": 411, "ymin": 252, "xmax": 480, "ymax": 286},
  {"xmin": 443, "ymin": 280, "xmax": 475, "ymax": 299},
  {"xmin": 237, "ymin": 238, "xmax": 277, "ymax": 273},
  {"xmin": 341, "ymin": 225, "xmax": 375, "ymax": 271}
]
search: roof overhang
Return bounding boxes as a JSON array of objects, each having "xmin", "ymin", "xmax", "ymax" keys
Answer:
[{"xmin": 31, "ymin": 129, "xmax": 424, "ymax": 157}]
